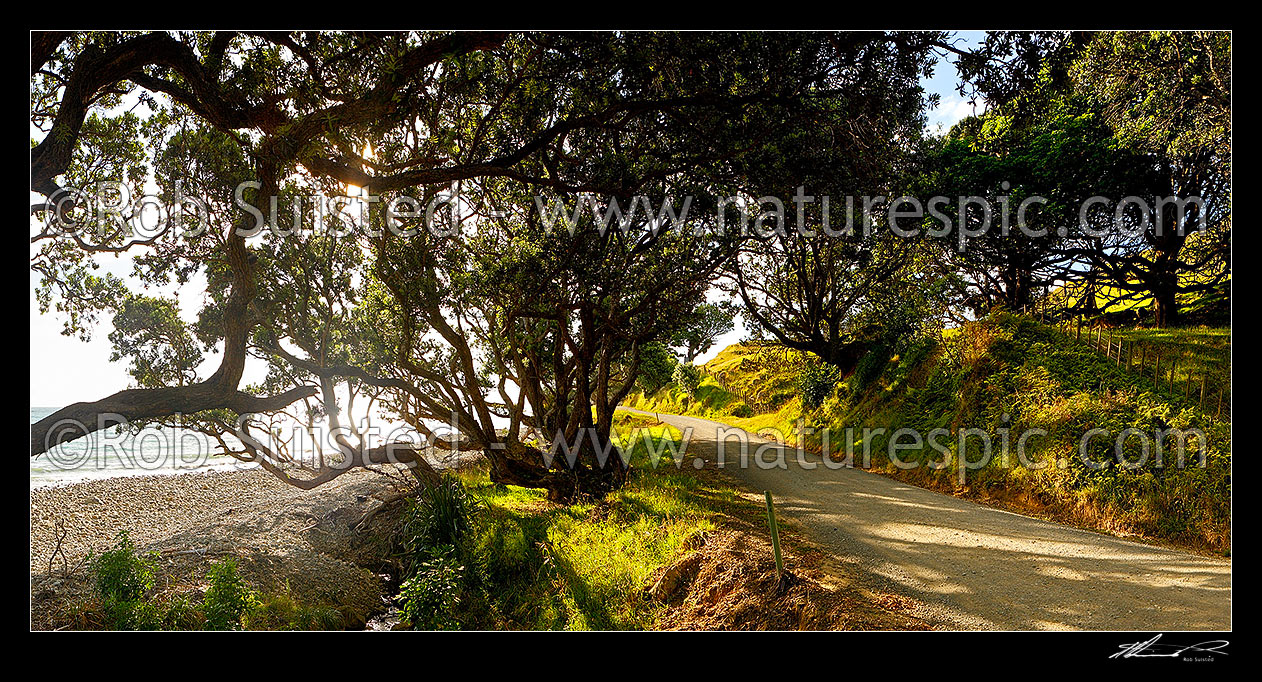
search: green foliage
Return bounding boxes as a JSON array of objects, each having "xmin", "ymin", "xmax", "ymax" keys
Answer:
[
  {"xmin": 849, "ymin": 345, "xmax": 891, "ymax": 394},
  {"xmin": 389, "ymin": 422, "xmax": 721, "ymax": 630},
  {"xmin": 90, "ymin": 531, "xmax": 168, "ymax": 630},
  {"xmin": 80, "ymin": 533, "xmax": 340, "ymax": 630},
  {"xmin": 398, "ymin": 545, "xmax": 465, "ymax": 630},
  {"xmin": 729, "ymin": 402, "xmax": 755, "ymax": 419},
  {"xmin": 635, "ymin": 341, "xmax": 677, "ymax": 395},
  {"xmin": 797, "ymin": 361, "xmax": 842, "ymax": 410},
  {"xmin": 671, "ymin": 302, "xmax": 736, "ymax": 363},
  {"xmin": 160, "ymin": 595, "xmax": 203, "ymax": 630},
  {"xmin": 108, "ymin": 294, "xmax": 203, "ymax": 388},
  {"xmin": 202, "ymin": 558, "xmax": 258, "ymax": 631},
  {"xmin": 92, "ymin": 530, "xmax": 156, "ymax": 604},
  {"xmin": 669, "ymin": 320, "xmax": 1230, "ymax": 553},
  {"xmin": 1109, "ymin": 326, "xmax": 1231, "ymax": 400},
  {"xmin": 90, "ymin": 531, "xmax": 208, "ymax": 631},
  {"xmin": 849, "ymin": 313, "xmax": 1229, "ymax": 550},
  {"xmin": 672, "ymin": 363, "xmax": 703, "ymax": 398},
  {"xmin": 1072, "ymin": 31, "xmax": 1229, "ymax": 170},
  {"xmin": 250, "ymin": 586, "xmax": 345, "ymax": 631},
  {"xmin": 399, "ymin": 475, "xmax": 479, "ymax": 573}
]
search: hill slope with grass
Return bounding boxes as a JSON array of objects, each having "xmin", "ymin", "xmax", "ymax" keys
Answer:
[{"xmin": 624, "ymin": 312, "xmax": 1231, "ymax": 554}]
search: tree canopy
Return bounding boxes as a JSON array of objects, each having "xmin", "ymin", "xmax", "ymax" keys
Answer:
[{"xmin": 30, "ymin": 30, "xmax": 1230, "ymax": 498}]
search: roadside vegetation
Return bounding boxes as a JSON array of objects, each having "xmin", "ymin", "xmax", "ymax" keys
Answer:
[
  {"xmin": 47, "ymin": 414, "xmax": 928, "ymax": 631},
  {"xmin": 384, "ymin": 412, "xmax": 924, "ymax": 630},
  {"xmin": 626, "ymin": 312, "xmax": 1231, "ymax": 554},
  {"xmin": 387, "ymin": 416, "xmax": 725, "ymax": 629}
]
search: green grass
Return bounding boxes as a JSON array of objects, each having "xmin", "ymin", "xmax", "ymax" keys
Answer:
[
  {"xmin": 428, "ymin": 416, "xmax": 748, "ymax": 630},
  {"xmin": 1110, "ymin": 326, "xmax": 1231, "ymax": 401},
  {"xmin": 625, "ymin": 344, "xmax": 816, "ymax": 440}
]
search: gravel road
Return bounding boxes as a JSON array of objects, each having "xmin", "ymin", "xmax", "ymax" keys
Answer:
[{"xmin": 621, "ymin": 408, "xmax": 1231, "ymax": 630}]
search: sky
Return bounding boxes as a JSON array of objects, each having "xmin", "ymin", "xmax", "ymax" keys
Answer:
[{"xmin": 29, "ymin": 31, "xmax": 987, "ymax": 409}]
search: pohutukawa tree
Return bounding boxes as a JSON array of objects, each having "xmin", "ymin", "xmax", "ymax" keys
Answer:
[
  {"xmin": 949, "ymin": 30, "xmax": 1231, "ymax": 326},
  {"xmin": 31, "ymin": 30, "xmax": 923, "ymax": 497},
  {"xmin": 722, "ymin": 32, "xmax": 946, "ymax": 371}
]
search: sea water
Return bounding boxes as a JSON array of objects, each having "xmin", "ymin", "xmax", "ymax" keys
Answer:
[{"xmin": 29, "ymin": 407, "xmax": 250, "ymax": 489}]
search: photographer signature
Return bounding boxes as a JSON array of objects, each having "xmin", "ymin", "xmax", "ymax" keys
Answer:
[{"xmin": 1110, "ymin": 634, "xmax": 1229, "ymax": 660}]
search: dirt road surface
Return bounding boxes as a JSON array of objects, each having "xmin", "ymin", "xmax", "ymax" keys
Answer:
[{"xmin": 621, "ymin": 408, "xmax": 1231, "ymax": 630}]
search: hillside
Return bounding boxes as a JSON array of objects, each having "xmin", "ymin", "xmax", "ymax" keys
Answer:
[{"xmin": 624, "ymin": 312, "xmax": 1231, "ymax": 554}]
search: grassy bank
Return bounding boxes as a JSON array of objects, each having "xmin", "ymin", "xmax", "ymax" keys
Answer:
[
  {"xmin": 626, "ymin": 313, "xmax": 1231, "ymax": 554},
  {"xmin": 1109, "ymin": 326, "xmax": 1231, "ymax": 405},
  {"xmin": 409, "ymin": 417, "xmax": 716, "ymax": 629},
  {"xmin": 388, "ymin": 412, "xmax": 925, "ymax": 630}
]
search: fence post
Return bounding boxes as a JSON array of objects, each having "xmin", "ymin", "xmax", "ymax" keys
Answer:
[
  {"xmin": 1200, "ymin": 376, "xmax": 1207, "ymax": 410},
  {"xmin": 1153, "ymin": 354, "xmax": 1161, "ymax": 389},
  {"xmin": 764, "ymin": 491, "xmax": 783, "ymax": 581}
]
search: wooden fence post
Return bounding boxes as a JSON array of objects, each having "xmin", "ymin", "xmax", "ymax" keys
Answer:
[{"xmin": 764, "ymin": 491, "xmax": 783, "ymax": 581}]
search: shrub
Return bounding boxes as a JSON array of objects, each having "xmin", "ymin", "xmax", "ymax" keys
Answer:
[
  {"xmin": 849, "ymin": 344, "xmax": 890, "ymax": 393},
  {"xmin": 202, "ymin": 558, "xmax": 257, "ymax": 630},
  {"xmin": 672, "ymin": 363, "xmax": 703, "ymax": 397},
  {"xmin": 162, "ymin": 595, "xmax": 203, "ymax": 630},
  {"xmin": 398, "ymin": 545, "xmax": 465, "ymax": 630},
  {"xmin": 728, "ymin": 401, "xmax": 754, "ymax": 418},
  {"xmin": 91, "ymin": 530, "xmax": 162, "ymax": 630},
  {"xmin": 797, "ymin": 361, "xmax": 842, "ymax": 409},
  {"xmin": 92, "ymin": 530, "xmax": 156, "ymax": 603},
  {"xmin": 253, "ymin": 588, "xmax": 345, "ymax": 630}
]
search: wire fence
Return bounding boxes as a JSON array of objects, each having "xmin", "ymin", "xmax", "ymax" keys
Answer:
[{"xmin": 1020, "ymin": 304, "xmax": 1231, "ymax": 421}]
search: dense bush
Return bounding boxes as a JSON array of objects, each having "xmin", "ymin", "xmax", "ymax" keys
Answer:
[
  {"xmin": 848, "ymin": 344, "xmax": 890, "ymax": 394},
  {"xmin": 797, "ymin": 361, "xmax": 842, "ymax": 409},
  {"xmin": 635, "ymin": 341, "xmax": 677, "ymax": 395},
  {"xmin": 672, "ymin": 363, "xmax": 703, "ymax": 397},
  {"xmin": 202, "ymin": 558, "xmax": 258, "ymax": 630},
  {"xmin": 397, "ymin": 545, "xmax": 465, "ymax": 630},
  {"xmin": 728, "ymin": 401, "xmax": 754, "ymax": 418},
  {"xmin": 394, "ymin": 476, "xmax": 481, "ymax": 629}
]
